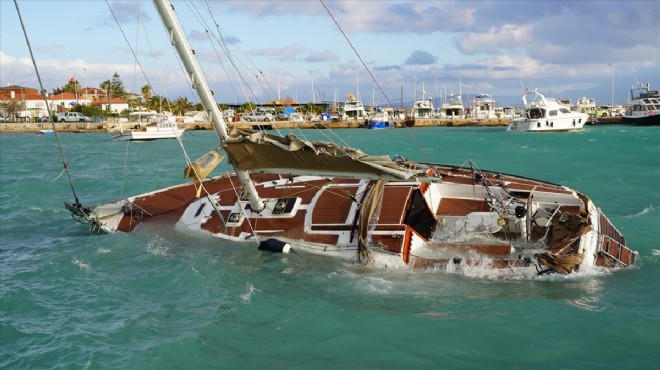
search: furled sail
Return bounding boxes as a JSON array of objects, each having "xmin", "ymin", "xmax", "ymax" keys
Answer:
[{"xmin": 222, "ymin": 128, "xmax": 425, "ymax": 180}]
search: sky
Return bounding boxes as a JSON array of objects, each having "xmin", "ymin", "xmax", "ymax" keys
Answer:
[{"xmin": 1, "ymin": 0, "xmax": 659, "ymax": 107}]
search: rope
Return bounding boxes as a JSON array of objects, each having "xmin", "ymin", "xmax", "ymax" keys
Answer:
[{"xmin": 13, "ymin": 0, "xmax": 83, "ymax": 205}]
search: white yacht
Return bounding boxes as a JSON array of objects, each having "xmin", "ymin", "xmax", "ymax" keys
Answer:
[{"xmin": 507, "ymin": 89, "xmax": 588, "ymax": 132}]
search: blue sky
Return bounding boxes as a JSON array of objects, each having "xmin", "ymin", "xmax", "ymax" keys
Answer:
[{"xmin": 1, "ymin": 0, "xmax": 659, "ymax": 107}]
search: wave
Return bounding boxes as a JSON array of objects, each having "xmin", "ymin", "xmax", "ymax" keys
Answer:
[{"xmin": 624, "ymin": 203, "xmax": 659, "ymax": 218}]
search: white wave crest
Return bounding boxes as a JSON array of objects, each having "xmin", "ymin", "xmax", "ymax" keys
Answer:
[
  {"xmin": 71, "ymin": 257, "xmax": 90, "ymax": 271},
  {"xmin": 146, "ymin": 235, "xmax": 171, "ymax": 256},
  {"xmin": 625, "ymin": 203, "xmax": 658, "ymax": 218},
  {"xmin": 241, "ymin": 284, "xmax": 259, "ymax": 303}
]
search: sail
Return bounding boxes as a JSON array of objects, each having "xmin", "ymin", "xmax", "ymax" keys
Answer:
[{"xmin": 222, "ymin": 128, "xmax": 424, "ymax": 180}]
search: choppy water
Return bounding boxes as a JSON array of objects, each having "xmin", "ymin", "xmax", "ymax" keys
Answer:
[{"xmin": 1, "ymin": 126, "xmax": 659, "ymax": 369}]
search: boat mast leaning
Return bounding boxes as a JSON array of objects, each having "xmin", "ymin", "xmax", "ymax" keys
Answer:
[{"xmin": 152, "ymin": 0, "xmax": 264, "ymax": 211}]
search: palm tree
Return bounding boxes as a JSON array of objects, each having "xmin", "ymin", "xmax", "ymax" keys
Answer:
[
  {"xmin": 172, "ymin": 97, "xmax": 192, "ymax": 115},
  {"xmin": 147, "ymin": 95, "xmax": 167, "ymax": 112},
  {"xmin": 141, "ymin": 85, "xmax": 152, "ymax": 105}
]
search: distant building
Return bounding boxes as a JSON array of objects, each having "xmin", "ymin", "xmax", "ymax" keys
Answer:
[{"xmin": 91, "ymin": 97, "xmax": 129, "ymax": 113}]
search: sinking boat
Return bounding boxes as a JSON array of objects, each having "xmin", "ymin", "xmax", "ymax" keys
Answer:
[{"xmin": 65, "ymin": 0, "xmax": 636, "ymax": 276}]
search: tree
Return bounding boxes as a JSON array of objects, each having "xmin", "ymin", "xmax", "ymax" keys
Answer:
[
  {"xmin": 172, "ymin": 97, "xmax": 192, "ymax": 115},
  {"xmin": 239, "ymin": 102, "xmax": 256, "ymax": 113},
  {"xmin": 147, "ymin": 95, "xmax": 168, "ymax": 112},
  {"xmin": 141, "ymin": 85, "xmax": 152, "ymax": 103},
  {"xmin": 110, "ymin": 72, "xmax": 126, "ymax": 98},
  {"xmin": 100, "ymin": 73, "xmax": 126, "ymax": 99},
  {"xmin": 62, "ymin": 79, "xmax": 81, "ymax": 95},
  {"xmin": 0, "ymin": 100, "xmax": 25, "ymax": 121}
]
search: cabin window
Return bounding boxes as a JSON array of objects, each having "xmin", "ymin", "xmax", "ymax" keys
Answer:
[
  {"xmin": 549, "ymin": 110, "xmax": 558, "ymax": 117},
  {"xmin": 404, "ymin": 190, "xmax": 436, "ymax": 239},
  {"xmin": 529, "ymin": 108, "xmax": 544, "ymax": 119}
]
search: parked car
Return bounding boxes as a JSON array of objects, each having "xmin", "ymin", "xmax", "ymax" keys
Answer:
[
  {"xmin": 243, "ymin": 111, "xmax": 274, "ymax": 122},
  {"xmin": 57, "ymin": 112, "xmax": 91, "ymax": 122}
]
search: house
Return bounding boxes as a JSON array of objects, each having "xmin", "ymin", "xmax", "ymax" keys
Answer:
[
  {"xmin": 0, "ymin": 85, "xmax": 51, "ymax": 120},
  {"xmin": 79, "ymin": 87, "xmax": 107, "ymax": 103},
  {"xmin": 91, "ymin": 97, "xmax": 129, "ymax": 113},
  {"xmin": 49, "ymin": 92, "xmax": 92, "ymax": 111}
]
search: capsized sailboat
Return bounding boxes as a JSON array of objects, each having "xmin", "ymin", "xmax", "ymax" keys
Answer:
[{"xmin": 68, "ymin": 0, "xmax": 636, "ymax": 276}]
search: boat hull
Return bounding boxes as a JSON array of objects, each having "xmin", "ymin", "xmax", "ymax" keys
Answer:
[
  {"xmin": 507, "ymin": 116, "xmax": 586, "ymax": 132},
  {"xmin": 622, "ymin": 113, "xmax": 660, "ymax": 125},
  {"xmin": 112, "ymin": 129, "xmax": 186, "ymax": 141}
]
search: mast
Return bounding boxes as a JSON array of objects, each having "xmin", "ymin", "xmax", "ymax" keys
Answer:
[{"xmin": 152, "ymin": 0, "xmax": 264, "ymax": 211}]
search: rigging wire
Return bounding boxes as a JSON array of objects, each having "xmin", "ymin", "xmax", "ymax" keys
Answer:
[
  {"xmin": 13, "ymin": 0, "xmax": 82, "ymax": 205},
  {"xmin": 319, "ymin": 0, "xmax": 433, "ymax": 163}
]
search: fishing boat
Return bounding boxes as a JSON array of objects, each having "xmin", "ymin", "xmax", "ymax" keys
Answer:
[
  {"xmin": 63, "ymin": 0, "xmax": 636, "ymax": 276},
  {"xmin": 368, "ymin": 106, "xmax": 394, "ymax": 130},
  {"xmin": 507, "ymin": 89, "xmax": 588, "ymax": 132},
  {"xmin": 622, "ymin": 82, "xmax": 660, "ymax": 125},
  {"xmin": 341, "ymin": 93, "xmax": 368, "ymax": 121},
  {"xmin": 469, "ymin": 93, "xmax": 497, "ymax": 119},
  {"xmin": 439, "ymin": 94, "xmax": 465, "ymax": 119},
  {"xmin": 112, "ymin": 113, "xmax": 186, "ymax": 141}
]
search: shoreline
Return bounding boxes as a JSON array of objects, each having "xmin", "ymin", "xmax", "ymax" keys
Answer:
[{"xmin": 0, "ymin": 116, "xmax": 623, "ymax": 133}]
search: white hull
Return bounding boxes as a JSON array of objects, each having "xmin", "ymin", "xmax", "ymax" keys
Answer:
[
  {"xmin": 112, "ymin": 129, "xmax": 185, "ymax": 141},
  {"xmin": 507, "ymin": 115, "xmax": 587, "ymax": 132}
]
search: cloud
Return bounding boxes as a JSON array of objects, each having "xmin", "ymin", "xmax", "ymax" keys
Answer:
[
  {"xmin": 305, "ymin": 51, "xmax": 339, "ymax": 63},
  {"xmin": 250, "ymin": 44, "xmax": 306, "ymax": 62},
  {"xmin": 404, "ymin": 50, "xmax": 437, "ymax": 65},
  {"xmin": 108, "ymin": 2, "xmax": 150, "ymax": 24},
  {"xmin": 455, "ymin": 24, "xmax": 531, "ymax": 55}
]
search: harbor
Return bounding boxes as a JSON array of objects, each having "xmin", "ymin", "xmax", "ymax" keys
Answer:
[{"xmin": 0, "ymin": 115, "xmax": 627, "ymax": 134}]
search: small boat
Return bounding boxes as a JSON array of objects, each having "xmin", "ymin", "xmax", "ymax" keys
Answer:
[
  {"xmin": 112, "ymin": 119, "xmax": 186, "ymax": 141},
  {"xmin": 622, "ymin": 82, "xmax": 660, "ymax": 125},
  {"xmin": 410, "ymin": 89, "xmax": 435, "ymax": 119},
  {"xmin": 439, "ymin": 94, "xmax": 465, "ymax": 119},
  {"xmin": 470, "ymin": 93, "xmax": 498, "ymax": 119},
  {"xmin": 341, "ymin": 94, "xmax": 368, "ymax": 120},
  {"xmin": 39, "ymin": 129, "xmax": 54, "ymax": 135},
  {"xmin": 507, "ymin": 89, "xmax": 588, "ymax": 132},
  {"xmin": 62, "ymin": 1, "xmax": 637, "ymax": 277},
  {"xmin": 368, "ymin": 106, "xmax": 395, "ymax": 130}
]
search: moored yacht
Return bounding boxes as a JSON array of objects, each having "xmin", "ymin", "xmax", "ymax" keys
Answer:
[
  {"xmin": 470, "ymin": 93, "xmax": 497, "ymax": 119},
  {"xmin": 439, "ymin": 94, "xmax": 465, "ymax": 119},
  {"xmin": 507, "ymin": 89, "xmax": 588, "ymax": 132},
  {"xmin": 622, "ymin": 82, "xmax": 660, "ymax": 125}
]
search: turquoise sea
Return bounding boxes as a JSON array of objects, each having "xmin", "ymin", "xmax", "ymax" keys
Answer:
[{"xmin": 1, "ymin": 126, "xmax": 659, "ymax": 369}]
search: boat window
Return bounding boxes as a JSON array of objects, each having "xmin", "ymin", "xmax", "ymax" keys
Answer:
[
  {"xmin": 404, "ymin": 190, "xmax": 436, "ymax": 240},
  {"xmin": 549, "ymin": 110, "xmax": 558, "ymax": 117},
  {"xmin": 559, "ymin": 108, "xmax": 571, "ymax": 114},
  {"xmin": 529, "ymin": 108, "xmax": 544, "ymax": 119}
]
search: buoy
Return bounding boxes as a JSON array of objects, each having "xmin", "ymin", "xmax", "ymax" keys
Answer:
[{"xmin": 258, "ymin": 238, "xmax": 296, "ymax": 254}]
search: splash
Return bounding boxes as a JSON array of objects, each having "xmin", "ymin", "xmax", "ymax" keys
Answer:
[
  {"xmin": 71, "ymin": 257, "xmax": 90, "ymax": 271},
  {"xmin": 146, "ymin": 235, "xmax": 171, "ymax": 256},
  {"xmin": 241, "ymin": 284, "xmax": 259, "ymax": 303},
  {"xmin": 625, "ymin": 203, "xmax": 658, "ymax": 218}
]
